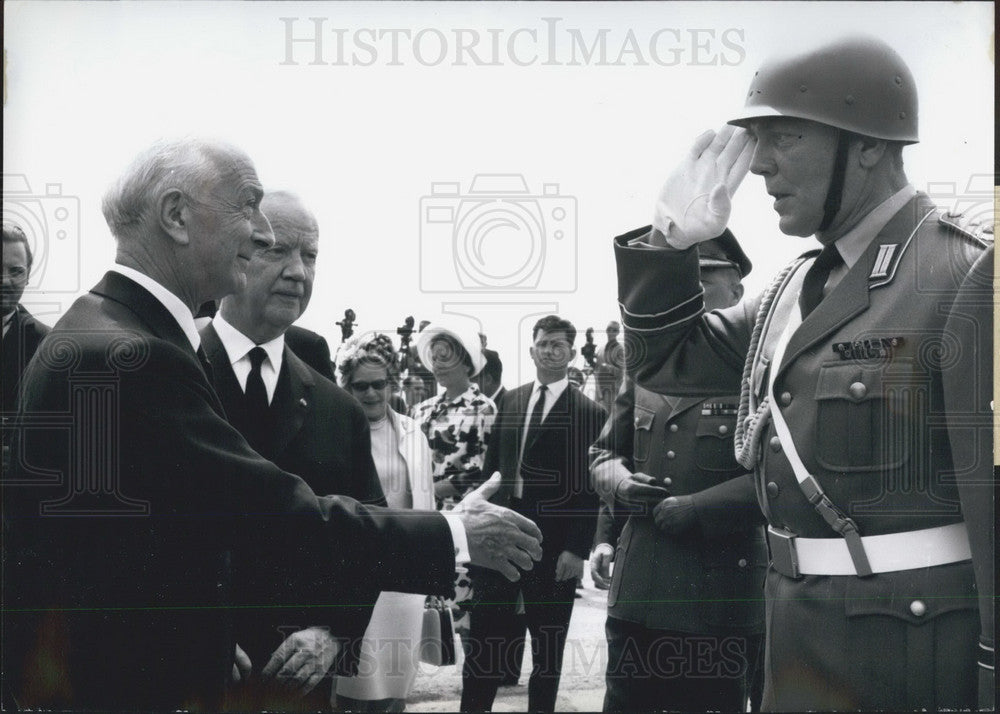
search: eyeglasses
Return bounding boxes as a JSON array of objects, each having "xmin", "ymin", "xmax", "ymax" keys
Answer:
[{"xmin": 350, "ymin": 379, "xmax": 388, "ymax": 392}]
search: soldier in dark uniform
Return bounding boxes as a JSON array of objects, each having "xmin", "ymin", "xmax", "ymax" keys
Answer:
[
  {"xmin": 590, "ymin": 236, "xmax": 766, "ymax": 712},
  {"xmin": 613, "ymin": 35, "xmax": 993, "ymax": 711}
]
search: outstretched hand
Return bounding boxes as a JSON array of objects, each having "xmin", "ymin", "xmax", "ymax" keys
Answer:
[
  {"xmin": 455, "ymin": 472, "xmax": 544, "ymax": 581},
  {"xmin": 652, "ymin": 125, "xmax": 755, "ymax": 248}
]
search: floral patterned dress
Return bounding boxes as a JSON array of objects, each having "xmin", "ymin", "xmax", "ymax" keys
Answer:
[{"xmin": 412, "ymin": 383, "xmax": 497, "ymax": 652}]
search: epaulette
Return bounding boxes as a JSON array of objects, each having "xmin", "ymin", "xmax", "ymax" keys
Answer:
[{"xmin": 939, "ymin": 210, "xmax": 994, "ymax": 246}]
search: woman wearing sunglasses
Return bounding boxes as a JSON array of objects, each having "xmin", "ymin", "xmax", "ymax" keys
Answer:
[{"xmin": 334, "ymin": 333, "xmax": 435, "ymax": 712}]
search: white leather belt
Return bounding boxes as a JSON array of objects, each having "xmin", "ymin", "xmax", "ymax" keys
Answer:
[{"xmin": 767, "ymin": 522, "xmax": 971, "ymax": 577}]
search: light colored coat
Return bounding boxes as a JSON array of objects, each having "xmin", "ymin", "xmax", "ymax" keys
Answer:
[{"xmin": 336, "ymin": 409, "xmax": 437, "ymax": 702}]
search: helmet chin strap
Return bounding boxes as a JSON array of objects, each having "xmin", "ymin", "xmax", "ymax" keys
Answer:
[{"xmin": 819, "ymin": 130, "xmax": 852, "ymax": 233}]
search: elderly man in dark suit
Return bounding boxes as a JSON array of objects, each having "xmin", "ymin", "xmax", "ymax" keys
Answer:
[
  {"xmin": 199, "ymin": 190, "xmax": 384, "ymax": 708},
  {"xmin": 461, "ymin": 315, "xmax": 606, "ymax": 713},
  {"xmin": 614, "ymin": 35, "xmax": 992, "ymax": 710},
  {"xmin": 590, "ymin": 235, "xmax": 766, "ymax": 713},
  {"xmin": 1, "ymin": 221, "xmax": 50, "ymax": 466},
  {"xmin": 2, "ymin": 138, "xmax": 542, "ymax": 711}
]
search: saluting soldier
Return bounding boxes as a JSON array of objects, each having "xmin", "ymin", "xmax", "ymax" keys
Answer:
[
  {"xmin": 590, "ymin": 235, "xmax": 767, "ymax": 713},
  {"xmin": 613, "ymin": 35, "xmax": 993, "ymax": 710}
]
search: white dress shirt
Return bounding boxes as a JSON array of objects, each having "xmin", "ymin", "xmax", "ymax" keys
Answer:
[{"xmin": 210, "ymin": 313, "xmax": 284, "ymax": 404}]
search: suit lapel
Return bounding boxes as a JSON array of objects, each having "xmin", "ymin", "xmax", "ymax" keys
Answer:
[
  {"xmin": 93, "ymin": 272, "xmax": 192, "ymax": 354},
  {"xmin": 268, "ymin": 347, "xmax": 312, "ymax": 456},
  {"xmin": 780, "ymin": 195, "xmax": 930, "ymax": 372},
  {"xmin": 92, "ymin": 272, "xmax": 226, "ymax": 417},
  {"xmin": 198, "ymin": 324, "xmax": 241, "ymax": 420}
]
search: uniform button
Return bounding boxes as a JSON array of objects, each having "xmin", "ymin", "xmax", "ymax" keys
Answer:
[
  {"xmin": 718, "ymin": 424, "xmax": 729, "ymax": 435},
  {"xmin": 779, "ymin": 391, "xmax": 792, "ymax": 406},
  {"xmin": 766, "ymin": 481, "xmax": 779, "ymax": 497},
  {"xmin": 666, "ymin": 450, "xmax": 676, "ymax": 459},
  {"xmin": 769, "ymin": 436, "xmax": 782, "ymax": 452},
  {"xmin": 738, "ymin": 558, "xmax": 748, "ymax": 568},
  {"xmin": 663, "ymin": 478, "xmax": 673, "ymax": 487},
  {"xmin": 909, "ymin": 600, "xmax": 927, "ymax": 617},
  {"xmin": 849, "ymin": 381, "xmax": 867, "ymax": 400},
  {"xmin": 669, "ymin": 424, "xmax": 679, "ymax": 433}
]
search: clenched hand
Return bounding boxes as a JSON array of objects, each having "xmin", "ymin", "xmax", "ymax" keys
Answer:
[
  {"xmin": 261, "ymin": 626, "xmax": 339, "ymax": 697},
  {"xmin": 614, "ymin": 472, "xmax": 671, "ymax": 508}
]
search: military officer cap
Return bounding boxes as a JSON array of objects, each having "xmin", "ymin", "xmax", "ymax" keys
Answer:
[
  {"xmin": 699, "ymin": 231, "xmax": 752, "ymax": 278},
  {"xmin": 728, "ymin": 35, "xmax": 919, "ymax": 143}
]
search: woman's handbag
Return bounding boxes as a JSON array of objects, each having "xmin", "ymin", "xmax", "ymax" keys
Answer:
[{"xmin": 420, "ymin": 595, "xmax": 457, "ymax": 666}]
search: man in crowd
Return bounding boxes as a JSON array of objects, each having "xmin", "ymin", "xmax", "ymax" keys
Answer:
[
  {"xmin": 461, "ymin": 315, "xmax": 606, "ymax": 713},
  {"xmin": 590, "ymin": 235, "xmax": 766, "ymax": 712},
  {"xmin": 200, "ymin": 190, "xmax": 384, "ymax": 708},
  {"xmin": 475, "ymin": 344, "xmax": 505, "ymax": 406},
  {"xmin": 2, "ymin": 138, "xmax": 543, "ymax": 710},
  {"xmin": 592, "ymin": 320, "xmax": 623, "ymax": 414},
  {"xmin": 1, "ymin": 222, "xmax": 50, "ymax": 467},
  {"xmin": 614, "ymin": 35, "xmax": 993, "ymax": 710}
]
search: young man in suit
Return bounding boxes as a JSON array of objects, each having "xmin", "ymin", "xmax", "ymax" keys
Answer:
[
  {"xmin": 614, "ymin": 35, "xmax": 992, "ymax": 710},
  {"xmin": 590, "ymin": 236, "xmax": 766, "ymax": 712},
  {"xmin": 1, "ymin": 222, "xmax": 50, "ymax": 468},
  {"xmin": 200, "ymin": 190, "xmax": 384, "ymax": 708},
  {"xmin": 2, "ymin": 138, "xmax": 543, "ymax": 711},
  {"xmin": 461, "ymin": 315, "xmax": 606, "ymax": 713}
]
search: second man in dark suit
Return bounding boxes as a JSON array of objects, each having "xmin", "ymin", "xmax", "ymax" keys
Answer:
[
  {"xmin": 461, "ymin": 315, "xmax": 606, "ymax": 713},
  {"xmin": 199, "ymin": 190, "xmax": 384, "ymax": 708}
]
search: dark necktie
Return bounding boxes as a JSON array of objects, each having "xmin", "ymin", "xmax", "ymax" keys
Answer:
[
  {"xmin": 244, "ymin": 347, "xmax": 269, "ymax": 448},
  {"xmin": 799, "ymin": 245, "xmax": 844, "ymax": 319},
  {"xmin": 524, "ymin": 384, "xmax": 548, "ymax": 448}
]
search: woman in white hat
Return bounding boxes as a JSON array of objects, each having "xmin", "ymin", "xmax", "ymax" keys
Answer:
[
  {"xmin": 410, "ymin": 323, "xmax": 497, "ymax": 657},
  {"xmin": 411, "ymin": 324, "xmax": 496, "ymax": 508}
]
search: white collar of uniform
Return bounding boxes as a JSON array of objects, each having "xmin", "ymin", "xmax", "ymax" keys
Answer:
[
  {"xmin": 111, "ymin": 264, "xmax": 200, "ymax": 352},
  {"xmin": 831, "ymin": 184, "xmax": 917, "ymax": 270},
  {"xmin": 211, "ymin": 312, "xmax": 285, "ymax": 372},
  {"xmin": 533, "ymin": 376, "xmax": 568, "ymax": 403}
]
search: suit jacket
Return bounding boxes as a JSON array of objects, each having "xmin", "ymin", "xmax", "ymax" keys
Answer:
[
  {"xmin": 1, "ymin": 303, "xmax": 50, "ymax": 414},
  {"xmin": 590, "ymin": 377, "xmax": 766, "ymax": 635},
  {"xmin": 199, "ymin": 323, "xmax": 385, "ymax": 675},
  {"xmin": 482, "ymin": 381, "xmax": 605, "ymax": 561},
  {"xmin": 2, "ymin": 271, "xmax": 455, "ymax": 711},
  {"xmin": 284, "ymin": 324, "xmax": 335, "ymax": 381},
  {"xmin": 614, "ymin": 194, "xmax": 988, "ymax": 709}
]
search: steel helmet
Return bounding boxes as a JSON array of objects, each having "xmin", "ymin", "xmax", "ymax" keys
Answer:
[{"xmin": 728, "ymin": 35, "xmax": 918, "ymax": 143}]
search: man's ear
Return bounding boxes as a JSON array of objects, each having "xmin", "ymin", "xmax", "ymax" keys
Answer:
[
  {"xmin": 856, "ymin": 136, "xmax": 887, "ymax": 169},
  {"xmin": 732, "ymin": 283, "xmax": 745, "ymax": 303},
  {"xmin": 159, "ymin": 189, "xmax": 190, "ymax": 245}
]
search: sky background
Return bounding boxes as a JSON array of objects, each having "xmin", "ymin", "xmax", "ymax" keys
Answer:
[{"xmin": 3, "ymin": 1, "xmax": 994, "ymax": 387}]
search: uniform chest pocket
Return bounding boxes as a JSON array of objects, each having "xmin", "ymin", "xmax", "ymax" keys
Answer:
[
  {"xmin": 633, "ymin": 407, "xmax": 655, "ymax": 465},
  {"xmin": 814, "ymin": 360, "xmax": 916, "ymax": 472},
  {"xmin": 695, "ymin": 415, "xmax": 738, "ymax": 472}
]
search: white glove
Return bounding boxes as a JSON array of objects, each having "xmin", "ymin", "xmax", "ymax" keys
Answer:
[{"xmin": 652, "ymin": 125, "xmax": 755, "ymax": 249}]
